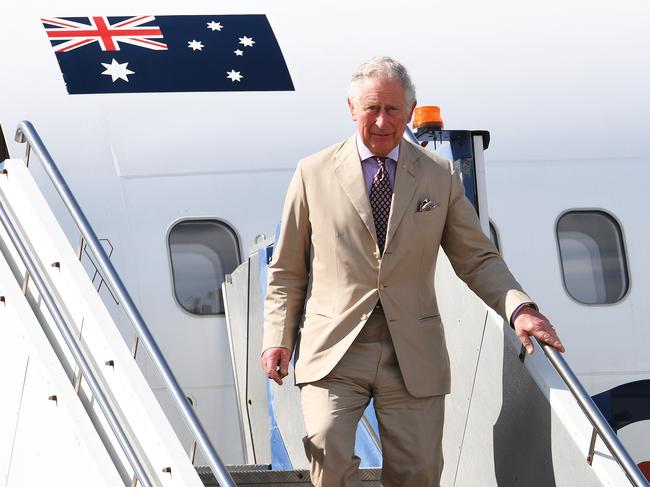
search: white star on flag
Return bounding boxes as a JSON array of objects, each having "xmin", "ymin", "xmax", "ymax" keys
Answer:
[
  {"xmin": 188, "ymin": 40, "xmax": 204, "ymax": 51},
  {"xmin": 234, "ymin": 49, "xmax": 244, "ymax": 56},
  {"xmin": 101, "ymin": 59, "xmax": 134, "ymax": 82},
  {"xmin": 207, "ymin": 21, "xmax": 223, "ymax": 31},
  {"xmin": 239, "ymin": 36, "xmax": 255, "ymax": 47},
  {"xmin": 226, "ymin": 70, "xmax": 243, "ymax": 82}
]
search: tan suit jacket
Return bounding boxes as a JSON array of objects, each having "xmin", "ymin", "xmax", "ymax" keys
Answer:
[{"xmin": 262, "ymin": 135, "xmax": 532, "ymax": 397}]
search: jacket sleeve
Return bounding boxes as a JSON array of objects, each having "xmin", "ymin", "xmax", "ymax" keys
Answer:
[
  {"xmin": 261, "ymin": 161, "xmax": 311, "ymax": 353},
  {"xmin": 440, "ymin": 161, "xmax": 533, "ymax": 323}
]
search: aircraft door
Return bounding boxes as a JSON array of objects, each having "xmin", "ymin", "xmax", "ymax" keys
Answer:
[{"xmin": 1, "ymin": 124, "xmax": 9, "ymax": 161}]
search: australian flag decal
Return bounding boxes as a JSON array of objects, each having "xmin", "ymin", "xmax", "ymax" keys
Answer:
[{"xmin": 42, "ymin": 15, "xmax": 295, "ymax": 94}]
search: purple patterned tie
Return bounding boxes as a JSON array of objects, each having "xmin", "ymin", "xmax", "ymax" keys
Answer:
[{"xmin": 369, "ymin": 157, "xmax": 392, "ymax": 253}]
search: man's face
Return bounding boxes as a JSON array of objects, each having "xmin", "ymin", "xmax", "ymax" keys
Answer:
[{"xmin": 348, "ymin": 77, "xmax": 416, "ymax": 157}]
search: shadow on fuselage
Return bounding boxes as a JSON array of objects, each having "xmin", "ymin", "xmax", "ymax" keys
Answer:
[{"xmin": 492, "ymin": 339, "xmax": 557, "ymax": 487}]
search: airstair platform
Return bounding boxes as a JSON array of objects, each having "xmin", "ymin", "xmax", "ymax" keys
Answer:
[{"xmin": 198, "ymin": 466, "xmax": 381, "ymax": 486}]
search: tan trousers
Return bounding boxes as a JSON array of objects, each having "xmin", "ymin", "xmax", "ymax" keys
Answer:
[{"xmin": 300, "ymin": 310, "xmax": 445, "ymax": 487}]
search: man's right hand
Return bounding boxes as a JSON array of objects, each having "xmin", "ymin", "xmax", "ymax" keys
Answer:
[{"xmin": 261, "ymin": 347, "xmax": 291, "ymax": 385}]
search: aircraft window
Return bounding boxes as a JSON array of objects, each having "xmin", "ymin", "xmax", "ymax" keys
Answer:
[
  {"xmin": 556, "ymin": 210, "xmax": 628, "ymax": 304},
  {"xmin": 168, "ymin": 220, "xmax": 241, "ymax": 315},
  {"xmin": 489, "ymin": 220, "xmax": 501, "ymax": 253}
]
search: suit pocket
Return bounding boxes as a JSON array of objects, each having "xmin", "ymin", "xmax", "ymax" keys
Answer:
[
  {"xmin": 307, "ymin": 311, "xmax": 334, "ymax": 319},
  {"xmin": 419, "ymin": 314, "xmax": 441, "ymax": 325},
  {"xmin": 412, "ymin": 208, "xmax": 443, "ymax": 231},
  {"xmin": 413, "ymin": 209, "xmax": 436, "ymax": 220}
]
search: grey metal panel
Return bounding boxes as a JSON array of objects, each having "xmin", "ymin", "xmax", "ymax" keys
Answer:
[
  {"xmin": 435, "ymin": 251, "xmax": 490, "ymax": 487},
  {"xmin": 197, "ymin": 466, "xmax": 381, "ymax": 486},
  {"xmin": 229, "ymin": 239, "xmax": 308, "ymax": 468},
  {"xmin": 452, "ymin": 311, "xmax": 601, "ymax": 487},
  {"xmin": 246, "ymin": 238, "xmax": 309, "ymax": 468},
  {"xmin": 246, "ymin": 252, "xmax": 273, "ymax": 465},
  {"xmin": 224, "ymin": 261, "xmax": 255, "ymax": 463},
  {"xmin": 435, "ymin": 252, "xmax": 605, "ymax": 487},
  {"xmin": 224, "ymin": 250, "xmax": 274, "ymax": 468},
  {"xmin": 270, "ymin": 366, "xmax": 309, "ymax": 468}
]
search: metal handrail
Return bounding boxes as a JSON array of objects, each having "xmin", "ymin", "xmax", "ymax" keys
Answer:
[
  {"xmin": 536, "ymin": 339, "xmax": 649, "ymax": 486},
  {"xmin": 14, "ymin": 121, "xmax": 236, "ymax": 487},
  {"xmin": 0, "ymin": 202, "xmax": 154, "ymax": 487}
]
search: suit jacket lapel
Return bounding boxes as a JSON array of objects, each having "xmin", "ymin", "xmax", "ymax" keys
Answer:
[
  {"xmin": 334, "ymin": 136, "xmax": 377, "ymax": 245},
  {"xmin": 385, "ymin": 141, "xmax": 420, "ymax": 250}
]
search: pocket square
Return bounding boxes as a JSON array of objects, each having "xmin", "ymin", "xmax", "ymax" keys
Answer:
[{"xmin": 417, "ymin": 198, "xmax": 439, "ymax": 212}]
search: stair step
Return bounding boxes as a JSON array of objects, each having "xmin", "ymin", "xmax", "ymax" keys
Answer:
[
  {"xmin": 226, "ymin": 465, "xmax": 273, "ymax": 472},
  {"xmin": 197, "ymin": 466, "xmax": 382, "ymax": 486}
]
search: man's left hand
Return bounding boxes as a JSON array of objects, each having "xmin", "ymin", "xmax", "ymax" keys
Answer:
[{"xmin": 513, "ymin": 306, "xmax": 565, "ymax": 355}]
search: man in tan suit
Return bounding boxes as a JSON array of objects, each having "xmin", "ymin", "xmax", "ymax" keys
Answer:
[{"xmin": 261, "ymin": 57, "xmax": 564, "ymax": 487}]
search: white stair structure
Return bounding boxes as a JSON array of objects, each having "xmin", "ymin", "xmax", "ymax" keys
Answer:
[
  {"xmin": 0, "ymin": 249, "xmax": 124, "ymax": 486},
  {"xmin": 0, "ymin": 122, "xmax": 235, "ymax": 487}
]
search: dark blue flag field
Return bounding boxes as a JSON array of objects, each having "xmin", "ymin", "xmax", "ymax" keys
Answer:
[{"xmin": 42, "ymin": 15, "xmax": 295, "ymax": 94}]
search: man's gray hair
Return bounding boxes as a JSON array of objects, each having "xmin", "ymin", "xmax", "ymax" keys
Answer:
[{"xmin": 348, "ymin": 56, "xmax": 416, "ymax": 106}]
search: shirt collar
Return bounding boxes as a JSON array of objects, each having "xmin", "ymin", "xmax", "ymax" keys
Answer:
[{"xmin": 356, "ymin": 133, "xmax": 400, "ymax": 162}]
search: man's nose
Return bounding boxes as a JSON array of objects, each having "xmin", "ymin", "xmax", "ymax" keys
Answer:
[{"xmin": 375, "ymin": 110, "xmax": 387, "ymax": 128}]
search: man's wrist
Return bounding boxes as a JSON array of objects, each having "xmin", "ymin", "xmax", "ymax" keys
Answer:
[{"xmin": 510, "ymin": 302, "xmax": 538, "ymax": 328}]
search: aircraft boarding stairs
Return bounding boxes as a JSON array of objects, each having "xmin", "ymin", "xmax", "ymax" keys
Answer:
[{"xmin": 0, "ymin": 121, "xmax": 647, "ymax": 486}]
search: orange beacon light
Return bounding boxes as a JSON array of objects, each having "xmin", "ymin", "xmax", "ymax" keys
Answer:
[{"xmin": 413, "ymin": 106, "xmax": 444, "ymax": 132}]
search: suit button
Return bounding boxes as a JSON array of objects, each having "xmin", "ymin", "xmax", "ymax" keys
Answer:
[
  {"xmin": 360, "ymin": 314, "xmax": 368, "ymax": 320},
  {"xmin": 372, "ymin": 250, "xmax": 380, "ymax": 259},
  {"xmin": 379, "ymin": 284, "xmax": 385, "ymax": 291}
]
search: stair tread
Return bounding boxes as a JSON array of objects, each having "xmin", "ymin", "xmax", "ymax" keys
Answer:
[
  {"xmin": 224, "ymin": 464, "xmax": 272, "ymax": 471},
  {"xmin": 197, "ymin": 466, "xmax": 381, "ymax": 485}
]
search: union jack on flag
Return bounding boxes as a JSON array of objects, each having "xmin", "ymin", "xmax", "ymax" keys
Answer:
[{"xmin": 42, "ymin": 16, "xmax": 167, "ymax": 52}]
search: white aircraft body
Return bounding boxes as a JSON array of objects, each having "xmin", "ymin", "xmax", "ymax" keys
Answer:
[{"xmin": 1, "ymin": 0, "xmax": 649, "ymax": 479}]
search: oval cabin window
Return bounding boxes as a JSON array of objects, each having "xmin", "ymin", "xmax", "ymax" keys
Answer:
[
  {"xmin": 556, "ymin": 210, "xmax": 629, "ymax": 304},
  {"xmin": 168, "ymin": 220, "xmax": 241, "ymax": 315}
]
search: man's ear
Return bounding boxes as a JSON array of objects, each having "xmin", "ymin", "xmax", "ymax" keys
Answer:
[
  {"xmin": 347, "ymin": 97, "xmax": 357, "ymax": 121},
  {"xmin": 406, "ymin": 99, "xmax": 417, "ymax": 124}
]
